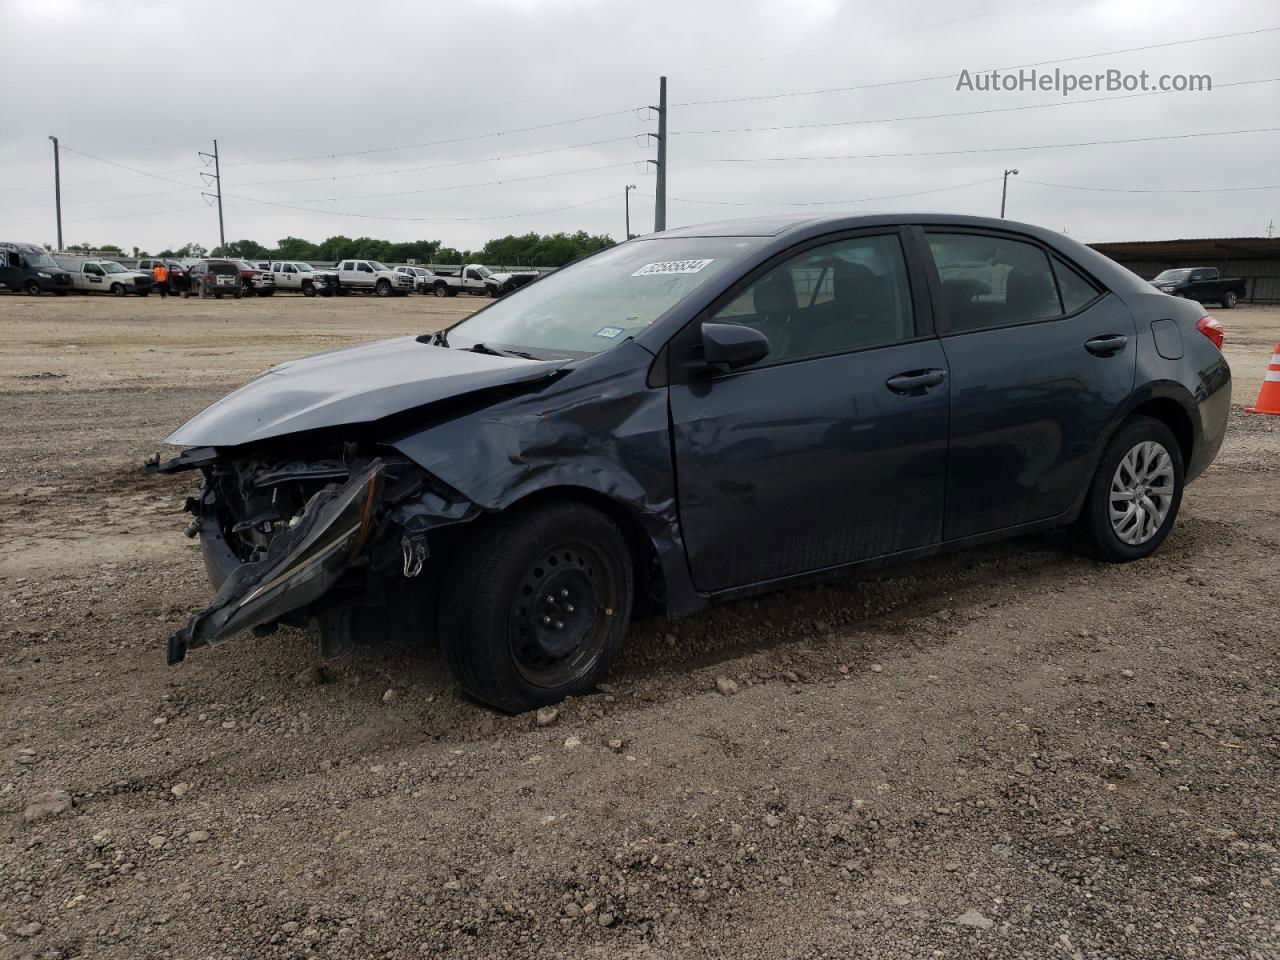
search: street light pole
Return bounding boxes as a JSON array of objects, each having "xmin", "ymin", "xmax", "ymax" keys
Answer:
[
  {"xmin": 1000, "ymin": 168, "xmax": 1019, "ymax": 218},
  {"xmin": 625, "ymin": 184, "xmax": 636, "ymax": 239},
  {"xmin": 48, "ymin": 136, "xmax": 63, "ymax": 251}
]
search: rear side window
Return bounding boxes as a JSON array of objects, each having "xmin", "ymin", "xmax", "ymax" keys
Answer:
[
  {"xmin": 928, "ymin": 233, "xmax": 1063, "ymax": 332},
  {"xmin": 1052, "ymin": 257, "xmax": 1101, "ymax": 313}
]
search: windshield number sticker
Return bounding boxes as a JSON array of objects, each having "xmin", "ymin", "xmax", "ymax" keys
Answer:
[
  {"xmin": 594, "ymin": 326, "xmax": 625, "ymax": 339},
  {"xmin": 632, "ymin": 259, "xmax": 714, "ymax": 277}
]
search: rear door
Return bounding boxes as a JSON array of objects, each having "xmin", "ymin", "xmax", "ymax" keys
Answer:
[
  {"xmin": 668, "ymin": 228, "xmax": 949, "ymax": 592},
  {"xmin": 922, "ymin": 228, "xmax": 1136, "ymax": 540}
]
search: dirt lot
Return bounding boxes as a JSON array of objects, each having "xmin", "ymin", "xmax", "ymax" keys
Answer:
[{"xmin": 1, "ymin": 291, "xmax": 1278, "ymax": 960}]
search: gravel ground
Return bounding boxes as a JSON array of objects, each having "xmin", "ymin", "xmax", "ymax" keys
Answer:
[{"xmin": 1, "ymin": 292, "xmax": 1278, "ymax": 960}]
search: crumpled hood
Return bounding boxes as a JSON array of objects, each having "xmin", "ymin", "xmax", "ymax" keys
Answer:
[{"xmin": 166, "ymin": 335, "xmax": 567, "ymax": 447}]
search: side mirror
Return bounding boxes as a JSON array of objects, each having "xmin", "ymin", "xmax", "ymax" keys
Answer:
[{"xmin": 700, "ymin": 321, "xmax": 770, "ymax": 371}]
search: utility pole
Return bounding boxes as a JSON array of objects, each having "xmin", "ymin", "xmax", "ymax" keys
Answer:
[
  {"xmin": 199, "ymin": 140, "xmax": 225, "ymax": 251},
  {"xmin": 648, "ymin": 76, "xmax": 667, "ymax": 232},
  {"xmin": 48, "ymin": 136, "xmax": 63, "ymax": 251},
  {"xmin": 624, "ymin": 183, "xmax": 636, "ymax": 239},
  {"xmin": 1000, "ymin": 168, "xmax": 1019, "ymax": 218}
]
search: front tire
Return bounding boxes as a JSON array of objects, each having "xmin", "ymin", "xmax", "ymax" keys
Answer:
[
  {"xmin": 1221, "ymin": 291, "xmax": 1238, "ymax": 308},
  {"xmin": 23, "ymin": 280, "xmax": 41, "ymax": 296},
  {"xmin": 438, "ymin": 501, "xmax": 633, "ymax": 713},
  {"xmin": 110, "ymin": 283, "xmax": 125, "ymax": 297},
  {"xmin": 1072, "ymin": 416, "xmax": 1184, "ymax": 562},
  {"xmin": 302, "ymin": 282, "xmax": 316, "ymax": 297},
  {"xmin": 375, "ymin": 279, "xmax": 392, "ymax": 297}
]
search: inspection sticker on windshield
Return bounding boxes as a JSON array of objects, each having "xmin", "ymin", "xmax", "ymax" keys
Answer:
[
  {"xmin": 632, "ymin": 258, "xmax": 714, "ymax": 277},
  {"xmin": 594, "ymin": 326, "xmax": 625, "ymax": 339}
]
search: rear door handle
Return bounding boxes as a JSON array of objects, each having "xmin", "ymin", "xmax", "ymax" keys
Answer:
[
  {"xmin": 886, "ymin": 368, "xmax": 947, "ymax": 395},
  {"xmin": 1085, "ymin": 334, "xmax": 1129, "ymax": 356}
]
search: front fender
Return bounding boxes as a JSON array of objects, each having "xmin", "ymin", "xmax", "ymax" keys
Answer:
[{"xmin": 389, "ymin": 341, "xmax": 703, "ymax": 618}]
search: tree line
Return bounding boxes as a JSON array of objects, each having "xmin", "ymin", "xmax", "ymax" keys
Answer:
[{"xmin": 130, "ymin": 231, "xmax": 615, "ymax": 267}]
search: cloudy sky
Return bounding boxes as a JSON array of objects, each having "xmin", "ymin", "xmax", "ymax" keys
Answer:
[{"xmin": 1, "ymin": 0, "xmax": 1276, "ymax": 254}]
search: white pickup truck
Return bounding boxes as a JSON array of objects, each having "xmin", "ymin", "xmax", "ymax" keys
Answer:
[
  {"xmin": 53, "ymin": 256, "xmax": 153, "ymax": 296},
  {"xmin": 334, "ymin": 259, "xmax": 414, "ymax": 297},
  {"xmin": 426, "ymin": 263, "xmax": 539, "ymax": 299},
  {"xmin": 259, "ymin": 261, "xmax": 339, "ymax": 297}
]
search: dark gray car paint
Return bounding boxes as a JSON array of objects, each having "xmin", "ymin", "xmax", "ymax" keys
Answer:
[
  {"xmin": 166, "ymin": 335, "xmax": 567, "ymax": 447},
  {"xmin": 158, "ymin": 212, "xmax": 1230, "ymax": 638}
]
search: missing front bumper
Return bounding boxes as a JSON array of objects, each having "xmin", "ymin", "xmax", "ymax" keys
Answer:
[{"xmin": 167, "ymin": 461, "xmax": 385, "ymax": 663}]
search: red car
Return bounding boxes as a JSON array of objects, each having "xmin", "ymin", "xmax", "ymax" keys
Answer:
[{"xmin": 236, "ymin": 260, "xmax": 275, "ymax": 297}]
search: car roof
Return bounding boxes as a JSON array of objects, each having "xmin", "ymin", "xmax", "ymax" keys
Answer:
[{"xmin": 649, "ymin": 212, "xmax": 1059, "ymax": 239}]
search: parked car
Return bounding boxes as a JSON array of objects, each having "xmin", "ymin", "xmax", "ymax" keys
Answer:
[
  {"xmin": 0, "ymin": 241, "xmax": 72, "ymax": 294},
  {"xmin": 136, "ymin": 258, "xmax": 190, "ymax": 295},
  {"xmin": 53, "ymin": 256, "xmax": 153, "ymax": 296},
  {"xmin": 394, "ymin": 265, "xmax": 436, "ymax": 293},
  {"xmin": 334, "ymin": 259, "xmax": 414, "ymax": 296},
  {"xmin": 148, "ymin": 213, "xmax": 1230, "ymax": 713},
  {"xmin": 235, "ymin": 260, "xmax": 275, "ymax": 297},
  {"xmin": 264, "ymin": 261, "xmax": 338, "ymax": 297},
  {"xmin": 1149, "ymin": 266, "xmax": 1246, "ymax": 308},
  {"xmin": 427, "ymin": 263, "xmax": 539, "ymax": 298},
  {"xmin": 183, "ymin": 259, "xmax": 243, "ymax": 299}
]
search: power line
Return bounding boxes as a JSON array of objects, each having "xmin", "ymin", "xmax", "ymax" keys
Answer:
[
  {"xmin": 673, "ymin": 25, "xmax": 1280, "ymax": 107},
  {"xmin": 234, "ymin": 135, "xmax": 642, "ymax": 187},
  {"xmin": 1018, "ymin": 178, "xmax": 1280, "ymax": 194},
  {"xmin": 243, "ymin": 162, "xmax": 640, "ymax": 205},
  {"xmin": 224, "ymin": 192, "xmax": 619, "ymax": 223},
  {"xmin": 637, "ymin": 178, "xmax": 1001, "ymax": 208},
  {"xmin": 670, "ymin": 77, "xmax": 1279, "ymax": 137},
  {"xmin": 223, "ymin": 107, "xmax": 645, "ymax": 167},
  {"xmin": 689, "ymin": 125, "xmax": 1280, "ymax": 163}
]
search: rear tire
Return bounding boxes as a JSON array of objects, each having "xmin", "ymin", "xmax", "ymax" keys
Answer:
[
  {"xmin": 438, "ymin": 501, "xmax": 633, "ymax": 713},
  {"xmin": 1071, "ymin": 416, "xmax": 1184, "ymax": 563},
  {"xmin": 433, "ymin": 284, "xmax": 449, "ymax": 298}
]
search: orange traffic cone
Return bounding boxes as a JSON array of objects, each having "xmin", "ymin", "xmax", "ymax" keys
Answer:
[{"xmin": 1244, "ymin": 342, "xmax": 1280, "ymax": 415}]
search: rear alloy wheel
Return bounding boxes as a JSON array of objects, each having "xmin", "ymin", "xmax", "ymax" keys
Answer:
[
  {"xmin": 439, "ymin": 501, "xmax": 633, "ymax": 713},
  {"xmin": 375, "ymin": 278, "xmax": 392, "ymax": 297},
  {"xmin": 1072, "ymin": 416, "xmax": 1184, "ymax": 562},
  {"xmin": 1222, "ymin": 290, "xmax": 1238, "ymax": 308}
]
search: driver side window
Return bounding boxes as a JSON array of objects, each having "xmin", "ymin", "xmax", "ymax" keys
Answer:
[{"xmin": 710, "ymin": 234, "xmax": 915, "ymax": 366}]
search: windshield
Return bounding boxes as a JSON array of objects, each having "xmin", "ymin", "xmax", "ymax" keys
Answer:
[
  {"xmin": 368, "ymin": 261, "xmax": 390, "ymax": 272},
  {"xmin": 24, "ymin": 249, "xmax": 59, "ymax": 269},
  {"xmin": 1153, "ymin": 269, "xmax": 1191, "ymax": 282},
  {"xmin": 475, "ymin": 265, "xmax": 493, "ymax": 279},
  {"xmin": 445, "ymin": 237, "xmax": 764, "ymax": 359},
  {"xmin": 296, "ymin": 262, "xmax": 314, "ymax": 272},
  {"xmin": 101, "ymin": 262, "xmax": 127, "ymax": 274}
]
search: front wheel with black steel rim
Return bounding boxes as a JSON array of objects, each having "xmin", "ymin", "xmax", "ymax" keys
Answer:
[
  {"xmin": 1072, "ymin": 415, "xmax": 1184, "ymax": 562},
  {"xmin": 23, "ymin": 280, "xmax": 41, "ymax": 296},
  {"xmin": 438, "ymin": 500, "xmax": 633, "ymax": 713},
  {"xmin": 302, "ymin": 282, "xmax": 316, "ymax": 297}
]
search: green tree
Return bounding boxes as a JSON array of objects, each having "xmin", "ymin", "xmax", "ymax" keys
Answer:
[
  {"xmin": 274, "ymin": 236, "xmax": 319, "ymax": 260},
  {"xmin": 213, "ymin": 239, "xmax": 271, "ymax": 259},
  {"xmin": 316, "ymin": 235, "xmax": 355, "ymax": 262}
]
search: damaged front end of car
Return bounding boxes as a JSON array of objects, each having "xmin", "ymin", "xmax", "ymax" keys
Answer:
[{"xmin": 146, "ymin": 445, "xmax": 481, "ymax": 664}]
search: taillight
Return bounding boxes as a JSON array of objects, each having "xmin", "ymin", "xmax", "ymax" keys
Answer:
[{"xmin": 1196, "ymin": 315, "xmax": 1224, "ymax": 349}]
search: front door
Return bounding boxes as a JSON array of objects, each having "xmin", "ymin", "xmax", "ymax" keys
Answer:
[
  {"xmin": 669, "ymin": 230, "xmax": 949, "ymax": 593},
  {"xmin": 923, "ymin": 229, "xmax": 1136, "ymax": 540}
]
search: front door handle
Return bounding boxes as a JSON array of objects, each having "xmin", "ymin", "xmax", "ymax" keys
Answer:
[
  {"xmin": 886, "ymin": 368, "xmax": 947, "ymax": 396},
  {"xmin": 1085, "ymin": 334, "xmax": 1129, "ymax": 356}
]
